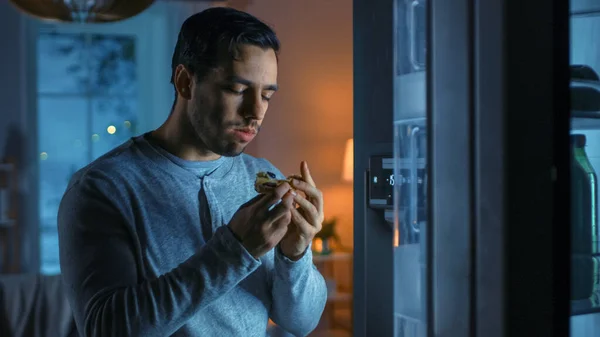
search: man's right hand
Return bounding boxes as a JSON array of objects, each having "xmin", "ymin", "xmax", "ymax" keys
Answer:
[{"xmin": 228, "ymin": 182, "xmax": 295, "ymax": 258}]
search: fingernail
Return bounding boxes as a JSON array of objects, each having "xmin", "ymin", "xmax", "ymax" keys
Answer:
[
  {"xmin": 291, "ymin": 190, "xmax": 297, "ymax": 196},
  {"xmin": 292, "ymin": 179, "xmax": 299, "ymax": 185}
]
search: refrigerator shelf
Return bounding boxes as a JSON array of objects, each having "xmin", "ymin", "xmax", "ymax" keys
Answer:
[
  {"xmin": 571, "ymin": 114, "xmax": 600, "ymax": 129},
  {"xmin": 572, "ymin": 299, "xmax": 600, "ymax": 316}
]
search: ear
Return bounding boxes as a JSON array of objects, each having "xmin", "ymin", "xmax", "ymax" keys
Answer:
[{"xmin": 174, "ymin": 64, "xmax": 193, "ymax": 100}]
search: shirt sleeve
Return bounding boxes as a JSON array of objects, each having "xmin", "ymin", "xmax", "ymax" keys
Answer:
[
  {"xmin": 255, "ymin": 158, "xmax": 328, "ymax": 335},
  {"xmin": 58, "ymin": 176, "xmax": 261, "ymax": 337},
  {"xmin": 269, "ymin": 246, "xmax": 328, "ymax": 336}
]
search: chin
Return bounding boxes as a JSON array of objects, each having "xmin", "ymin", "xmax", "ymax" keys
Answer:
[
  {"xmin": 221, "ymin": 150, "xmax": 245, "ymax": 157},
  {"xmin": 216, "ymin": 143, "xmax": 247, "ymax": 157}
]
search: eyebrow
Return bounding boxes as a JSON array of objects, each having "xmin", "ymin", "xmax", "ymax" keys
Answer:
[{"xmin": 227, "ymin": 75, "xmax": 278, "ymax": 91}]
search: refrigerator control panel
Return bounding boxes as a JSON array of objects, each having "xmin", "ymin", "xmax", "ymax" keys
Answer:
[
  {"xmin": 368, "ymin": 155, "xmax": 395, "ymax": 209},
  {"xmin": 368, "ymin": 154, "xmax": 428, "ymax": 222}
]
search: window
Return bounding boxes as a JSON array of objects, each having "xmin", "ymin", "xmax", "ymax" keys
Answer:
[
  {"xmin": 35, "ymin": 4, "xmax": 174, "ymax": 275},
  {"xmin": 37, "ymin": 31, "xmax": 139, "ymax": 274}
]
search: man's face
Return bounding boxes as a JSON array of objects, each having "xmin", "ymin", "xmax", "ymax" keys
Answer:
[{"xmin": 186, "ymin": 44, "xmax": 278, "ymax": 157}]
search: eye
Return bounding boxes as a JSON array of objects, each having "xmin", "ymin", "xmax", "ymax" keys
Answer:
[
  {"xmin": 227, "ymin": 87, "xmax": 244, "ymax": 95},
  {"xmin": 262, "ymin": 92, "xmax": 275, "ymax": 102}
]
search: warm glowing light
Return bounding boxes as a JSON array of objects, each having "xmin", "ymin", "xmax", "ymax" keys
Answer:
[
  {"xmin": 92, "ymin": 134, "xmax": 100, "ymax": 142},
  {"xmin": 313, "ymin": 238, "xmax": 323, "ymax": 253},
  {"xmin": 342, "ymin": 138, "xmax": 353, "ymax": 182},
  {"xmin": 124, "ymin": 120, "xmax": 131, "ymax": 128},
  {"xmin": 40, "ymin": 152, "xmax": 48, "ymax": 160},
  {"xmin": 107, "ymin": 125, "xmax": 116, "ymax": 134}
]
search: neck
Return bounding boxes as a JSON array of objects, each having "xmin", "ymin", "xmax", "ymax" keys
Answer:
[{"xmin": 151, "ymin": 106, "xmax": 221, "ymax": 162}]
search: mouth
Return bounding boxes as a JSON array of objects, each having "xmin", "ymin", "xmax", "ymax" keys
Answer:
[
  {"xmin": 231, "ymin": 128, "xmax": 257, "ymax": 143},
  {"xmin": 234, "ymin": 128, "xmax": 257, "ymax": 134}
]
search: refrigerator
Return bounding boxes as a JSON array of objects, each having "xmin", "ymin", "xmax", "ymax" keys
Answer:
[{"xmin": 353, "ymin": 0, "xmax": 600, "ymax": 336}]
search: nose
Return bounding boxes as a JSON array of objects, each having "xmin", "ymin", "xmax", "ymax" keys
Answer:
[{"xmin": 241, "ymin": 92, "xmax": 267, "ymax": 121}]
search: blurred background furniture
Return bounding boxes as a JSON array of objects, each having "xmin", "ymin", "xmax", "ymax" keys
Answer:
[
  {"xmin": 0, "ymin": 160, "xmax": 18, "ymax": 274},
  {"xmin": 0, "ymin": 273, "xmax": 77, "ymax": 337}
]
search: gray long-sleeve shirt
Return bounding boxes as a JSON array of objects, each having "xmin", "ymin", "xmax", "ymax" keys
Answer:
[{"xmin": 57, "ymin": 134, "xmax": 327, "ymax": 337}]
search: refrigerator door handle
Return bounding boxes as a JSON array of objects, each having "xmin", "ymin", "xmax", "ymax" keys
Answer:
[
  {"xmin": 410, "ymin": 126, "xmax": 421, "ymax": 233},
  {"xmin": 408, "ymin": 0, "xmax": 425, "ymax": 71}
]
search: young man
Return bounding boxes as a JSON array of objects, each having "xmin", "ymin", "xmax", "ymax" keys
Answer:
[{"xmin": 58, "ymin": 7, "xmax": 327, "ymax": 337}]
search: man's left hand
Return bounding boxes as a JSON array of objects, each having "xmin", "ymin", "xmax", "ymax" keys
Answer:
[{"xmin": 279, "ymin": 161, "xmax": 324, "ymax": 261}]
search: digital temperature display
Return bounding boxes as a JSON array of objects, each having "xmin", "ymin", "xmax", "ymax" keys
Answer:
[
  {"xmin": 368, "ymin": 155, "xmax": 427, "ymax": 213},
  {"xmin": 372, "ymin": 174, "xmax": 396, "ymax": 186},
  {"xmin": 368, "ymin": 156, "xmax": 394, "ymax": 208}
]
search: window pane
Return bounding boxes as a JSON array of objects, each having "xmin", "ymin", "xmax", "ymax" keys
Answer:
[
  {"xmin": 38, "ymin": 32, "xmax": 87, "ymax": 94},
  {"xmin": 92, "ymin": 97, "xmax": 138, "ymax": 159},
  {"xmin": 38, "ymin": 97, "xmax": 90, "ymax": 274},
  {"xmin": 89, "ymin": 35, "xmax": 137, "ymax": 96}
]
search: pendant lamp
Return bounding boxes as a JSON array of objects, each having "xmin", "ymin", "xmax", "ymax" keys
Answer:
[{"xmin": 9, "ymin": 0, "xmax": 156, "ymax": 23}]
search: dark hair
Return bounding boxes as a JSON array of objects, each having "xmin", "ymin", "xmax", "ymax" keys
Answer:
[{"xmin": 170, "ymin": 7, "xmax": 280, "ymax": 102}]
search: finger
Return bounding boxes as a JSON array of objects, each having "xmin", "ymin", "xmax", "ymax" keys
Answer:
[
  {"xmin": 291, "ymin": 208, "xmax": 318, "ymax": 234},
  {"xmin": 265, "ymin": 191, "xmax": 295, "ymax": 224},
  {"xmin": 257, "ymin": 182, "xmax": 292, "ymax": 211},
  {"xmin": 264, "ymin": 219, "xmax": 290, "ymax": 252},
  {"xmin": 277, "ymin": 191, "xmax": 295, "ymax": 214},
  {"xmin": 272, "ymin": 182, "xmax": 292, "ymax": 199},
  {"xmin": 268, "ymin": 209, "xmax": 292, "ymax": 241},
  {"xmin": 272, "ymin": 212, "xmax": 292, "ymax": 237},
  {"xmin": 293, "ymin": 193, "xmax": 320, "ymax": 227},
  {"xmin": 280, "ymin": 190, "xmax": 296, "ymax": 208},
  {"xmin": 290, "ymin": 179, "xmax": 317, "ymax": 197},
  {"xmin": 301, "ymin": 161, "xmax": 316, "ymax": 187},
  {"xmin": 290, "ymin": 178, "xmax": 323, "ymax": 214}
]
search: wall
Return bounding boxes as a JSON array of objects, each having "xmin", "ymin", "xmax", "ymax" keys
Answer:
[
  {"xmin": 223, "ymin": 0, "xmax": 355, "ymax": 248},
  {"xmin": 0, "ymin": 3, "xmax": 39, "ymax": 272}
]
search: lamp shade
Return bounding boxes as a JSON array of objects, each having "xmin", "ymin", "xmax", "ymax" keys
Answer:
[
  {"xmin": 9, "ymin": 0, "xmax": 156, "ymax": 23},
  {"xmin": 342, "ymin": 138, "xmax": 353, "ymax": 182}
]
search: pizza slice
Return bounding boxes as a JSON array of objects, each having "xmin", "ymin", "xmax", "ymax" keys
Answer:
[{"xmin": 254, "ymin": 171, "xmax": 302, "ymax": 194}]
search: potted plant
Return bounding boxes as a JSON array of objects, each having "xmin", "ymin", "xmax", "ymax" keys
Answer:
[{"xmin": 313, "ymin": 217, "xmax": 341, "ymax": 255}]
